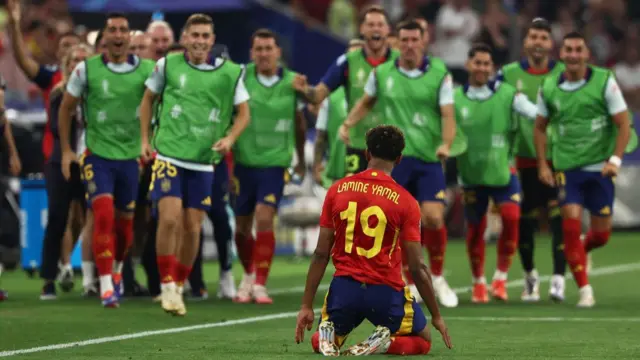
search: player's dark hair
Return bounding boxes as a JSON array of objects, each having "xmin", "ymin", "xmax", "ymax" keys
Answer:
[
  {"xmin": 396, "ymin": 20, "xmax": 424, "ymax": 35},
  {"xmin": 251, "ymin": 28, "xmax": 279, "ymax": 47},
  {"xmin": 366, "ymin": 125, "xmax": 405, "ymax": 162},
  {"xmin": 563, "ymin": 31, "xmax": 585, "ymax": 43},
  {"xmin": 358, "ymin": 4, "xmax": 389, "ymax": 25},
  {"xmin": 526, "ymin": 17, "xmax": 551, "ymax": 35},
  {"xmin": 105, "ymin": 12, "xmax": 128, "ymax": 25},
  {"xmin": 468, "ymin": 43, "xmax": 493, "ymax": 59},
  {"xmin": 94, "ymin": 29, "xmax": 104, "ymax": 51},
  {"xmin": 184, "ymin": 13, "xmax": 214, "ymax": 32}
]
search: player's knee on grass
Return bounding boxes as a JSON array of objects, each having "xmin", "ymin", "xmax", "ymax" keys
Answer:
[{"xmin": 254, "ymin": 204, "xmax": 276, "ymax": 231}]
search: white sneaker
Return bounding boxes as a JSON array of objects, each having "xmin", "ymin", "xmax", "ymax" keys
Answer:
[
  {"xmin": 549, "ymin": 275, "xmax": 565, "ymax": 302},
  {"xmin": 577, "ymin": 285, "xmax": 595, "ymax": 308},
  {"xmin": 344, "ymin": 325, "xmax": 391, "ymax": 356},
  {"xmin": 233, "ymin": 273, "xmax": 254, "ymax": 304},
  {"xmin": 174, "ymin": 285, "xmax": 186, "ymax": 316},
  {"xmin": 521, "ymin": 270, "xmax": 540, "ymax": 302},
  {"xmin": 432, "ymin": 276, "xmax": 459, "ymax": 308},
  {"xmin": 409, "ymin": 284, "xmax": 423, "ymax": 303},
  {"xmin": 160, "ymin": 283, "xmax": 178, "ymax": 314},
  {"xmin": 318, "ymin": 321, "xmax": 340, "ymax": 357},
  {"xmin": 217, "ymin": 270, "xmax": 237, "ymax": 300},
  {"xmin": 252, "ymin": 284, "xmax": 273, "ymax": 304}
]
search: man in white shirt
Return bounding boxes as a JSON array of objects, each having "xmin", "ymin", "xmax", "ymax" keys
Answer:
[{"xmin": 433, "ymin": 0, "xmax": 480, "ymax": 84}]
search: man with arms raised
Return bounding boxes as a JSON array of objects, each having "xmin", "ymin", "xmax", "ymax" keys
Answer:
[
  {"xmin": 294, "ymin": 5, "xmax": 397, "ymax": 177},
  {"xmin": 295, "ymin": 125, "xmax": 452, "ymax": 356},
  {"xmin": 59, "ymin": 13, "xmax": 155, "ymax": 308},
  {"xmin": 140, "ymin": 14, "xmax": 249, "ymax": 316},
  {"xmin": 496, "ymin": 18, "xmax": 567, "ymax": 302},
  {"xmin": 535, "ymin": 31, "xmax": 630, "ymax": 308},
  {"xmin": 232, "ymin": 29, "xmax": 306, "ymax": 304},
  {"xmin": 338, "ymin": 20, "xmax": 459, "ymax": 308},
  {"xmin": 455, "ymin": 44, "xmax": 539, "ymax": 302}
]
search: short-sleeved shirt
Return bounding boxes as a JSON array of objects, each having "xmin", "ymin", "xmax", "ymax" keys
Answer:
[{"xmin": 320, "ymin": 169, "xmax": 421, "ymax": 291}]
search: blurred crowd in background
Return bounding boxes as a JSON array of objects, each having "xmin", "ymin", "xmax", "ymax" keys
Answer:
[{"xmin": 0, "ymin": 0, "xmax": 638, "ymax": 113}]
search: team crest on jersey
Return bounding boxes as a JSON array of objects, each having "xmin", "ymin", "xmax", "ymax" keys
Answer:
[
  {"xmin": 161, "ymin": 178, "xmax": 171, "ymax": 193},
  {"xmin": 87, "ymin": 181, "xmax": 97, "ymax": 194}
]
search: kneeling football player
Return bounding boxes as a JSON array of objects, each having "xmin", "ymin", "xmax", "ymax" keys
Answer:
[{"xmin": 295, "ymin": 125, "xmax": 452, "ymax": 356}]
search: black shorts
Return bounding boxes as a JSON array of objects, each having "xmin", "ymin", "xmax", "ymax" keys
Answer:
[
  {"xmin": 519, "ymin": 167, "xmax": 558, "ymax": 213},
  {"xmin": 345, "ymin": 147, "xmax": 367, "ymax": 176}
]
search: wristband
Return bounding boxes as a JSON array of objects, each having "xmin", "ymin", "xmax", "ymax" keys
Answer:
[{"xmin": 608, "ymin": 155, "xmax": 622, "ymax": 167}]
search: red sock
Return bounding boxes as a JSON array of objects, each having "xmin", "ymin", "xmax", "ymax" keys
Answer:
[
  {"xmin": 563, "ymin": 218, "xmax": 589, "ymax": 287},
  {"xmin": 584, "ymin": 230, "xmax": 610, "ymax": 252},
  {"xmin": 234, "ymin": 232, "xmax": 255, "ymax": 274},
  {"xmin": 92, "ymin": 197, "xmax": 115, "ymax": 277},
  {"xmin": 157, "ymin": 255, "xmax": 177, "ymax": 283},
  {"xmin": 402, "ymin": 248, "xmax": 415, "ymax": 285},
  {"xmin": 423, "ymin": 227, "xmax": 447, "ymax": 276},
  {"xmin": 254, "ymin": 231, "xmax": 276, "ymax": 286},
  {"xmin": 466, "ymin": 216, "xmax": 487, "ymax": 278},
  {"xmin": 175, "ymin": 262, "xmax": 192, "ymax": 285},
  {"xmin": 114, "ymin": 217, "xmax": 134, "ymax": 262},
  {"xmin": 497, "ymin": 203, "xmax": 520, "ymax": 273},
  {"xmin": 387, "ymin": 336, "xmax": 432, "ymax": 355}
]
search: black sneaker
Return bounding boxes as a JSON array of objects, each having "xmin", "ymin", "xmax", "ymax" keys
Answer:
[{"xmin": 40, "ymin": 282, "xmax": 57, "ymax": 300}]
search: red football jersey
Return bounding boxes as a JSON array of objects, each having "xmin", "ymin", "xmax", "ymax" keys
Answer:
[{"xmin": 320, "ymin": 169, "xmax": 421, "ymax": 291}]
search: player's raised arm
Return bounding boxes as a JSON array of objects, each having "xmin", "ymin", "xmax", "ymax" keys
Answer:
[
  {"xmin": 338, "ymin": 71, "xmax": 378, "ymax": 144},
  {"xmin": 533, "ymin": 89, "xmax": 554, "ymax": 186},
  {"xmin": 6, "ymin": 0, "xmax": 41, "ymax": 79},
  {"xmin": 438, "ymin": 74, "xmax": 456, "ymax": 160},
  {"xmin": 294, "ymin": 52, "xmax": 349, "ymax": 104},
  {"xmin": 402, "ymin": 201, "xmax": 452, "ymax": 349},
  {"xmin": 59, "ymin": 62, "xmax": 85, "ymax": 180}
]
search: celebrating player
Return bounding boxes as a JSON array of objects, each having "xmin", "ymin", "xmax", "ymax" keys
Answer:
[
  {"xmin": 294, "ymin": 5, "xmax": 397, "ymax": 176},
  {"xmin": 140, "ymin": 13, "xmax": 250, "ymax": 315},
  {"xmin": 313, "ymin": 39, "xmax": 364, "ymax": 186},
  {"xmin": 534, "ymin": 31, "xmax": 630, "ymax": 308},
  {"xmin": 58, "ymin": 13, "xmax": 154, "ymax": 308},
  {"xmin": 456, "ymin": 44, "xmax": 539, "ymax": 302},
  {"xmin": 496, "ymin": 18, "xmax": 567, "ymax": 302},
  {"xmin": 232, "ymin": 29, "xmax": 306, "ymax": 304},
  {"xmin": 295, "ymin": 125, "xmax": 452, "ymax": 356},
  {"xmin": 338, "ymin": 20, "xmax": 458, "ymax": 308}
]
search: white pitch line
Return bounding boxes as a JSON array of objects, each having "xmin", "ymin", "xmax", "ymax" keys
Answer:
[
  {"xmin": 446, "ymin": 316, "xmax": 640, "ymax": 323},
  {"xmin": 1, "ymin": 262, "xmax": 639, "ymax": 358}
]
